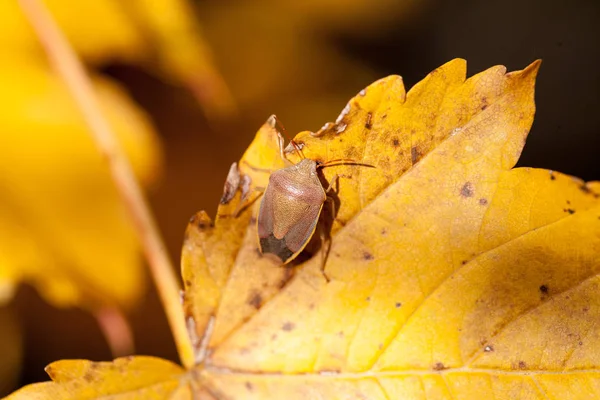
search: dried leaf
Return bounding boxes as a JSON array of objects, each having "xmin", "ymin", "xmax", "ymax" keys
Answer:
[
  {"xmin": 11, "ymin": 60, "xmax": 600, "ymax": 399},
  {"xmin": 0, "ymin": 59, "xmax": 162, "ymax": 309}
]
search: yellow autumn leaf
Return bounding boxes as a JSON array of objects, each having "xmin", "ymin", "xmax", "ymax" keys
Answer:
[
  {"xmin": 0, "ymin": 0, "xmax": 233, "ymax": 116},
  {"xmin": 0, "ymin": 57, "xmax": 162, "ymax": 309},
  {"xmin": 9, "ymin": 60, "xmax": 600, "ymax": 399},
  {"xmin": 6, "ymin": 357, "xmax": 186, "ymax": 399}
]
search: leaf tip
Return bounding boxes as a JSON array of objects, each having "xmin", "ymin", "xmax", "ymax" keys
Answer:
[
  {"xmin": 526, "ymin": 59, "xmax": 542, "ymax": 76},
  {"xmin": 43, "ymin": 362, "xmax": 60, "ymax": 380},
  {"xmin": 266, "ymin": 114, "xmax": 278, "ymax": 128},
  {"xmin": 440, "ymin": 58, "xmax": 467, "ymax": 77},
  {"xmin": 515, "ymin": 59, "xmax": 542, "ymax": 84},
  {"xmin": 187, "ymin": 211, "xmax": 213, "ymax": 231}
]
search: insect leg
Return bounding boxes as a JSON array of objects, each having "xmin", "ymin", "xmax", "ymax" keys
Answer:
[
  {"xmin": 276, "ymin": 131, "xmax": 286, "ymax": 162},
  {"xmin": 317, "ymin": 195, "xmax": 339, "ymax": 282},
  {"xmin": 325, "ymin": 174, "xmax": 351, "ymax": 193},
  {"xmin": 319, "ymin": 223, "xmax": 331, "ymax": 282},
  {"xmin": 271, "ymin": 115, "xmax": 304, "ymax": 161}
]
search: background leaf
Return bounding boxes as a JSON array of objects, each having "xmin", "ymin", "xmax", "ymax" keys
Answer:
[
  {"xmin": 0, "ymin": 0, "xmax": 233, "ymax": 116},
  {"xmin": 0, "ymin": 58, "xmax": 162, "ymax": 310}
]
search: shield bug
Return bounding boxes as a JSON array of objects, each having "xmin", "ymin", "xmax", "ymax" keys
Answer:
[{"xmin": 255, "ymin": 118, "xmax": 373, "ymax": 278}]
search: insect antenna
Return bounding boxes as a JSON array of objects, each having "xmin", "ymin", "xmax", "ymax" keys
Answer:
[
  {"xmin": 272, "ymin": 115, "xmax": 305, "ymax": 159},
  {"xmin": 318, "ymin": 158, "xmax": 375, "ymax": 169}
]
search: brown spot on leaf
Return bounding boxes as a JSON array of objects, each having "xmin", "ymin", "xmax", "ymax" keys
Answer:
[
  {"xmin": 460, "ymin": 182, "xmax": 474, "ymax": 197},
  {"xmin": 411, "ymin": 146, "xmax": 420, "ymax": 164},
  {"xmin": 282, "ymin": 322, "xmax": 295, "ymax": 331},
  {"xmin": 365, "ymin": 112, "xmax": 373, "ymax": 129},
  {"xmin": 363, "ymin": 251, "xmax": 374, "ymax": 261},
  {"xmin": 190, "ymin": 214, "xmax": 211, "ymax": 230},
  {"xmin": 479, "ymin": 198, "xmax": 488, "ymax": 205},
  {"xmin": 518, "ymin": 361, "xmax": 527, "ymax": 369},
  {"xmin": 245, "ymin": 382, "xmax": 254, "ymax": 391},
  {"xmin": 432, "ymin": 362, "xmax": 447, "ymax": 371},
  {"xmin": 392, "ymin": 137, "xmax": 400, "ymax": 147},
  {"xmin": 480, "ymin": 96, "xmax": 488, "ymax": 110},
  {"xmin": 248, "ymin": 292, "xmax": 262, "ymax": 309},
  {"xmin": 381, "ymin": 228, "xmax": 387, "ymax": 235},
  {"xmin": 564, "ymin": 208, "xmax": 576, "ymax": 214},
  {"xmin": 579, "ymin": 184, "xmax": 592, "ymax": 194},
  {"xmin": 550, "ymin": 172, "xmax": 556, "ymax": 180},
  {"xmin": 395, "ymin": 302, "xmax": 402, "ymax": 308},
  {"xmin": 539, "ymin": 285, "xmax": 549, "ymax": 294},
  {"xmin": 83, "ymin": 368, "xmax": 96, "ymax": 382}
]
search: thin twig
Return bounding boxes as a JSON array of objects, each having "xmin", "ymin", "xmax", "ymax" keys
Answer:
[{"xmin": 18, "ymin": 0, "xmax": 194, "ymax": 369}]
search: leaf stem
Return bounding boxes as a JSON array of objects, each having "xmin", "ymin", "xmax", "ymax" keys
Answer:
[{"xmin": 18, "ymin": 0, "xmax": 194, "ymax": 369}]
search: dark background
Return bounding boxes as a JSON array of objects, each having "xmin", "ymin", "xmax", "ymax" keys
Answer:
[{"xmin": 11, "ymin": 0, "xmax": 599, "ymax": 388}]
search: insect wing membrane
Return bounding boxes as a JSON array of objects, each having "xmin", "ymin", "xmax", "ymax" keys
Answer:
[{"xmin": 281, "ymin": 201, "xmax": 322, "ymax": 254}]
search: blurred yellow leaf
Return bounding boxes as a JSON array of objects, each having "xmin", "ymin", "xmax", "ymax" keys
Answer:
[
  {"xmin": 0, "ymin": 0, "xmax": 233, "ymax": 116},
  {"xmin": 10, "ymin": 60, "xmax": 600, "ymax": 399},
  {"xmin": 197, "ymin": 1, "xmax": 375, "ymax": 129},
  {"xmin": 0, "ymin": 58, "xmax": 162, "ymax": 310}
]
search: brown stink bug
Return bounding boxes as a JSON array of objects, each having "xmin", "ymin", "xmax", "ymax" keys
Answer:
[{"xmin": 254, "ymin": 117, "xmax": 373, "ymax": 278}]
